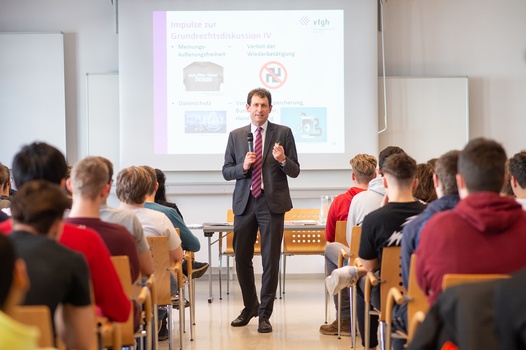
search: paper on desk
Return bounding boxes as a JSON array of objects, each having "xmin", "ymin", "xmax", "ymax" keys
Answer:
[
  {"xmin": 202, "ymin": 222, "xmax": 233, "ymax": 226},
  {"xmin": 284, "ymin": 220, "xmax": 319, "ymax": 225},
  {"xmin": 187, "ymin": 224, "xmax": 204, "ymax": 229}
]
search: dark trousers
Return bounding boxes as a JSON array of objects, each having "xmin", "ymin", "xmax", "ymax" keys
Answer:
[{"xmin": 233, "ymin": 192, "xmax": 284, "ymax": 320}]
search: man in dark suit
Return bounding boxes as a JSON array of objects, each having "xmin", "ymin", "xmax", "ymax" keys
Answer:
[{"xmin": 222, "ymin": 87, "xmax": 300, "ymax": 333}]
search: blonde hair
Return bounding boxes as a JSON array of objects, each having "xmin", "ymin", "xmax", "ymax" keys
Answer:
[
  {"xmin": 70, "ymin": 157, "xmax": 108, "ymax": 200},
  {"xmin": 350, "ymin": 154, "xmax": 377, "ymax": 184}
]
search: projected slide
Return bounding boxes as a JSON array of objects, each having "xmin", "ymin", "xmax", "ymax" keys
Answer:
[{"xmin": 153, "ymin": 10, "xmax": 344, "ymax": 155}]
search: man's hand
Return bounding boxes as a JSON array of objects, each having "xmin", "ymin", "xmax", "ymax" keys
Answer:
[
  {"xmin": 243, "ymin": 152, "xmax": 256, "ymax": 172},
  {"xmin": 272, "ymin": 142, "xmax": 286, "ymax": 163}
]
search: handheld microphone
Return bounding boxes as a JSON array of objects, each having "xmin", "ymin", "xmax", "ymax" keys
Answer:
[{"xmin": 247, "ymin": 132, "xmax": 254, "ymax": 152}]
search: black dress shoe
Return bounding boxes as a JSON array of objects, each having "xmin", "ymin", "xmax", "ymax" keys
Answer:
[
  {"xmin": 258, "ymin": 318, "xmax": 273, "ymax": 333},
  {"xmin": 231, "ymin": 306, "xmax": 258, "ymax": 327}
]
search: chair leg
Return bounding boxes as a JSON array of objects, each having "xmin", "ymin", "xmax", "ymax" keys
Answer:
[
  {"xmin": 187, "ymin": 277, "xmax": 195, "ymax": 341},
  {"xmin": 278, "ymin": 255, "xmax": 282, "ymax": 299},
  {"xmin": 178, "ymin": 286, "xmax": 184, "ymax": 350},
  {"xmin": 218, "ymin": 251, "xmax": 223, "ymax": 300},
  {"xmin": 166, "ymin": 305, "xmax": 173, "ymax": 350},
  {"xmin": 337, "ymin": 290, "xmax": 342, "ymax": 339},
  {"xmin": 364, "ymin": 299, "xmax": 370, "ymax": 350},
  {"xmin": 282, "ymin": 255, "xmax": 287, "ymax": 295},
  {"xmin": 324, "ymin": 260, "xmax": 330, "ymax": 324},
  {"xmin": 152, "ymin": 306, "xmax": 158, "ymax": 350},
  {"xmin": 379, "ymin": 321, "xmax": 386, "ymax": 350},
  {"xmin": 384, "ymin": 321, "xmax": 392, "ymax": 350},
  {"xmin": 226, "ymin": 256, "xmax": 230, "ymax": 295},
  {"xmin": 351, "ymin": 286, "xmax": 357, "ymax": 349}
]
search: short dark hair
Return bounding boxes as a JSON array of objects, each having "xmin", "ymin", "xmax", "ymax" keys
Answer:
[
  {"xmin": 381, "ymin": 153, "xmax": 417, "ymax": 186},
  {"xmin": 509, "ymin": 151, "xmax": 526, "ymax": 189},
  {"xmin": 378, "ymin": 146, "xmax": 405, "ymax": 176},
  {"xmin": 434, "ymin": 150, "xmax": 460, "ymax": 195},
  {"xmin": 12, "ymin": 142, "xmax": 67, "ymax": 188},
  {"xmin": 458, "ymin": 138, "xmax": 507, "ymax": 193},
  {"xmin": 0, "ymin": 234, "xmax": 16, "ymax": 310},
  {"xmin": 247, "ymin": 88, "xmax": 272, "ymax": 106},
  {"xmin": 11, "ymin": 180, "xmax": 71, "ymax": 235}
]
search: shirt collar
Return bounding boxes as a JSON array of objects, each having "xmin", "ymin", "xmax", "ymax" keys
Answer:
[{"xmin": 251, "ymin": 121, "xmax": 268, "ymax": 134}]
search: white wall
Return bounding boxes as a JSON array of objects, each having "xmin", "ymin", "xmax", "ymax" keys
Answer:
[
  {"xmin": 0, "ymin": 0, "xmax": 118, "ymax": 163},
  {"xmin": 380, "ymin": 0, "xmax": 526, "ymax": 156}
]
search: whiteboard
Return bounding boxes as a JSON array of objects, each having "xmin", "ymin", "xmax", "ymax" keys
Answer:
[
  {"xmin": 378, "ymin": 76, "xmax": 469, "ymax": 163},
  {"xmin": 0, "ymin": 32, "xmax": 66, "ymax": 166},
  {"xmin": 86, "ymin": 73, "xmax": 120, "ymax": 170}
]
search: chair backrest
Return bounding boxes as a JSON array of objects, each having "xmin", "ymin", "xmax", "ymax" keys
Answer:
[
  {"xmin": 12, "ymin": 305, "xmax": 54, "ymax": 348},
  {"xmin": 334, "ymin": 220, "xmax": 347, "ymax": 245},
  {"xmin": 442, "ymin": 273, "xmax": 510, "ymax": 291},
  {"xmin": 349, "ymin": 226, "xmax": 362, "ymax": 265},
  {"xmin": 406, "ymin": 254, "xmax": 429, "ymax": 338},
  {"xmin": 146, "ymin": 236, "xmax": 172, "ymax": 306},
  {"xmin": 109, "ymin": 255, "xmax": 134, "ymax": 345},
  {"xmin": 379, "ymin": 246, "xmax": 405, "ymax": 321},
  {"xmin": 283, "ymin": 208, "xmax": 326, "ymax": 255},
  {"xmin": 284, "ymin": 208, "xmax": 320, "ymax": 221},
  {"xmin": 225, "ymin": 209, "xmax": 261, "ymax": 255}
]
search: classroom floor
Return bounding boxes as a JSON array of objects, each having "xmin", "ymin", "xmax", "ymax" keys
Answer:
[{"xmin": 158, "ymin": 275, "xmax": 369, "ymax": 350}]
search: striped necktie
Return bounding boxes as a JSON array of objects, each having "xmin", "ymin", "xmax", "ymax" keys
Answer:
[{"xmin": 251, "ymin": 127, "xmax": 263, "ymax": 198}]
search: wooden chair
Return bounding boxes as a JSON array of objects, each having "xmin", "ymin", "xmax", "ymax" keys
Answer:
[
  {"xmin": 218, "ymin": 209, "xmax": 262, "ymax": 299},
  {"xmin": 363, "ymin": 246, "xmax": 405, "ymax": 350},
  {"xmin": 147, "ymin": 236, "xmax": 185, "ymax": 350},
  {"xmin": 12, "ymin": 305, "xmax": 54, "ymax": 348},
  {"xmin": 385, "ymin": 254, "xmax": 430, "ymax": 349},
  {"xmin": 104, "ymin": 255, "xmax": 153, "ymax": 350},
  {"xmin": 173, "ymin": 227, "xmax": 195, "ymax": 341},
  {"xmin": 324, "ymin": 220, "xmax": 348, "ymax": 325},
  {"xmin": 336, "ymin": 225, "xmax": 362, "ymax": 344},
  {"xmin": 282, "ymin": 208, "xmax": 325, "ymax": 295},
  {"xmin": 442, "ymin": 273, "xmax": 511, "ymax": 290},
  {"xmin": 183, "ymin": 249, "xmax": 196, "ymax": 340}
]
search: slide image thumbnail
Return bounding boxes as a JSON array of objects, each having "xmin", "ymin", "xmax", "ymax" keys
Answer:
[{"xmin": 184, "ymin": 111, "xmax": 226, "ymax": 133}]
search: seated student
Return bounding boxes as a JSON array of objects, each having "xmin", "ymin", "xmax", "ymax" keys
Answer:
[
  {"xmin": 416, "ymin": 138, "xmax": 526, "ymax": 305},
  {"xmin": 319, "ymin": 153, "xmax": 377, "ymax": 336},
  {"xmin": 0, "ymin": 163, "xmax": 12, "ymax": 210},
  {"xmin": 508, "ymin": 151, "xmax": 526, "ymax": 209},
  {"xmin": 401, "ymin": 150, "xmax": 461, "ymax": 288},
  {"xmin": 414, "ymin": 162, "xmax": 437, "ymax": 204},
  {"xmin": 117, "ymin": 166, "xmax": 183, "ymax": 265},
  {"xmin": 0, "ymin": 142, "xmax": 130, "ymax": 324},
  {"xmin": 394, "ymin": 150, "xmax": 460, "ymax": 333},
  {"xmin": 154, "ymin": 168, "xmax": 184, "ymax": 219},
  {"xmin": 142, "ymin": 166, "xmax": 208, "ymax": 278},
  {"xmin": 327, "ymin": 152, "xmax": 426, "ymax": 350},
  {"xmin": 65, "ymin": 156, "xmax": 141, "ymax": 283},
  {"xmin": 116, "ymin": 166, "xmax": 184, "ymax": 341},
  {"xmin": 0, "ymin": 233, "xmax": 37, "ymax": 350},
  {"xmin": 97, "ymin": 157, "xmax": 154, "ymax": 277},
  {"xmin": 9, "ymin": 180, "xmax": 94, "ymax": 349},
  {"xmin": 345, "ymin": 146, "xmax": 406, "ymax": 237}
]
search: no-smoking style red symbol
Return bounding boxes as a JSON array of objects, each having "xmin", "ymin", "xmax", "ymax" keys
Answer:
[{"xmin": 259, "ymin": 61, "xmax": 287, "ymax": 89}]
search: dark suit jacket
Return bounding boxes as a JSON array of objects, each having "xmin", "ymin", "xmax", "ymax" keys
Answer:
[{"xmin": 222, "ymin": 121, "xmax": 300, "ymax": 215}]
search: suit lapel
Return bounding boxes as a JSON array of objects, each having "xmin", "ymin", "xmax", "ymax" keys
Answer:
[{"xmin": 263, "ymin": 122, "xmax": 275, "ymax": 163}]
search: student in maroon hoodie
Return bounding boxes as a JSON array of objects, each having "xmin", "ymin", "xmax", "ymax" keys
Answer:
[{"xmin": 416, "ymin": 138, "xmax": 526, "ymax": 305}]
